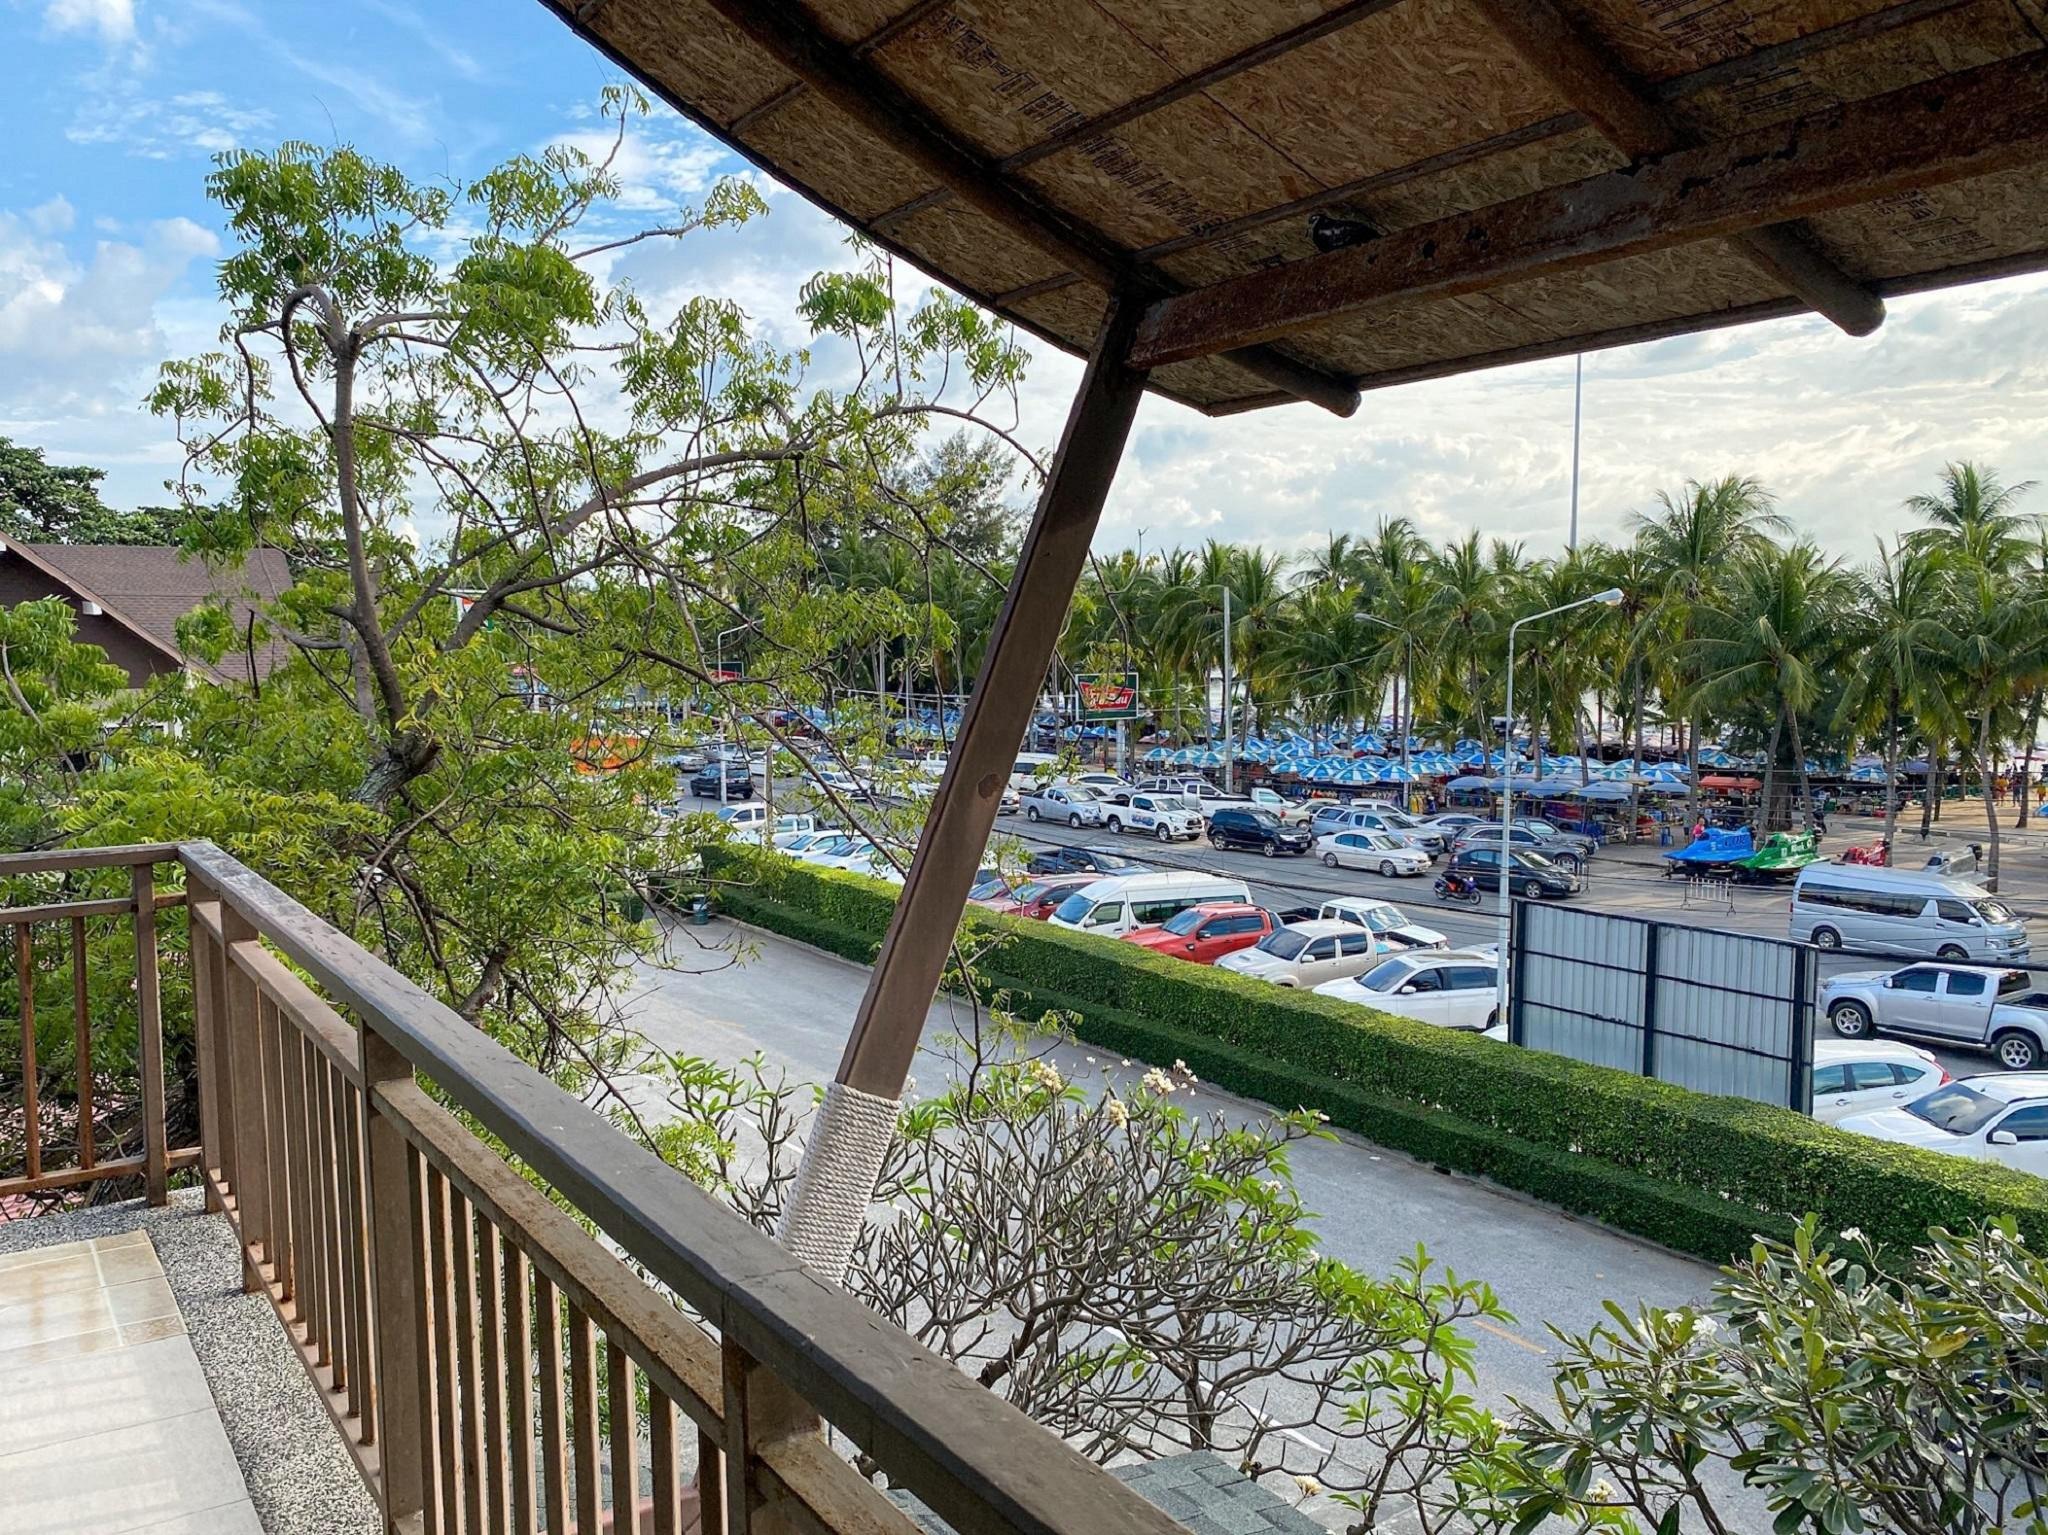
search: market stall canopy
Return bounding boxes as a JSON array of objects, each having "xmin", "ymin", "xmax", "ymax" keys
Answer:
[
  {"xmin": 544, "ymin": 0, "xmax": 2048, "ymax": 417},
  {"xmin": 1700, "ymin": 774, "xmax": 1765, "ymax": 791}
]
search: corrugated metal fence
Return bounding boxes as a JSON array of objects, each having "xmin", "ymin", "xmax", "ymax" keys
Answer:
[{"xmin": 1510, "ymin": 902, "xmax": 1815, "ymax": 1111}]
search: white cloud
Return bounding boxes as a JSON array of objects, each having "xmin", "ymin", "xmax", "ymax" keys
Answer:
[
  {"xmin": 67, "ymin": 84, "xmax": 274, "ymax": 159},
  {"xmin": 28, "ymin": 196, "xmax": 75, "ymax": 235},
  {"xmin": 550, "ymin": 123, "xmax": 730, "ymax": 215},
  {"xmin": 43, "ymin": 0, "xmax": 133, "ymax": 45}
]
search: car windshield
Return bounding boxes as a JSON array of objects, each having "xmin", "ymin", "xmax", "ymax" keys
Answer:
[
  {"xmin": 1010, "ymin": 881, "xmax": 1051, "ymax": 903},
  {"xmin": 1382, "ymin": 813, "xmax": 1419, "ymax": 829},
  {"xmin": 1162, "ymin": 908, "xmax": 1209, "ymax": 935},
  {"xmin": 1905, "ymin": 1083, "xmax": 2006, "ymax": 1136},
  {"xmin": 1259, "ymin": 929, "xmax": 1310, "ymax": 960},
  {"xmin": 1365, "ymin": 833, "xmax": 1400, "ymax": 851},
  {"xmin": 968, "ymin": 873, "xmax": 1008, "ymax": 899},
  {"xmin": 1512, "ymin": 850, "xmax": 1561, "ymax": 871},
  {"xmin": 1976, "ymin": 898, "xmax": 2016, "ymax": 924},
  {"xmin": 1356, "ymin": 957, "xmax": 1413, "ymax": 993},
  {"xmin": 1088, "ymin": 851, "xmax": 1136, "ymax": 870},
  {"xmin": 1357, "ymin": 906, "xmax": 1400, "ymax": 932},
  {"xmin": 1053, "ymin": 893, "xmax": 1094, "ymax": 924}
]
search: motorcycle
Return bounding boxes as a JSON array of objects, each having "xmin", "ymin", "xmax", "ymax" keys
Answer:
[{"xmin": 1433, "ymin": 874, "xmax": 1482, "ymax": 905}]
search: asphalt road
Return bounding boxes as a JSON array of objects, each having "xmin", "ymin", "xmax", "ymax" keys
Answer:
[{"xmin": 620, "ymin": 916, "xmax": 1724, "ymax": 1525}]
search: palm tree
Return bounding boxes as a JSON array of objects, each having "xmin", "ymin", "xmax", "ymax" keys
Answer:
[
  {"xmin": 1836, "ymin": 542, "xmax": 1953, "ymax": 848},
  {"xmin": 1423, "ymin": 532, "xmax": 1503, "ymax": 742},
  {"xmin": 1903, "ymin": 461, "xmax": 2039, "ymax": 571},
  {"xmin": 1937, "ymin": 563, "xmax": 2048, "ymax": 890},
  {"xmin": 1634, "ymin": 475, "xmax": 1789, "ymax": 821}
]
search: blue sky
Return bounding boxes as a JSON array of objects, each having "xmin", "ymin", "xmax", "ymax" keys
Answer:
[{"xmin": 5, "ymin": 0, "xmax": 2048, "ymax": 562}]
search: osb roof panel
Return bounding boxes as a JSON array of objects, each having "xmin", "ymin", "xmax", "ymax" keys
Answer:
[{"xmin": 554, "ymin": 0, "xmax": 2048, "ymax": 413}]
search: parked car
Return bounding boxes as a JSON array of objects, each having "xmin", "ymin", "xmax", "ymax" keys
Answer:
[
  {"xmin": 1444, "ymin": 846, "xmax": 1580, "ymax": 899},
  {"xmin": 1069, "ymin": 772, "xmax": 1133, "ymax": 799},
  {"xmin": 793, "ymin": 831, "xmax": 866, "ymax": 864},
  {"xmin": 1247, "ymin": 788, "xmax": 1319, "ymax": 826},
  {"xmin": 775, "ymin": 827, "xmax": 845, "ymax": 855},
  {"xmin": 1454, "ymin": 823, "xmax": 1593, "ymax": 871},
  {"xmin": 1208, "ymin": 807, "xmax": 1314, "ymax": 857},
  {"xmin": 1021, "ymin": 783, "xmax": 1107, "ymax": 827},
  {"xmin": 1215, "ymin": 920, "xmax": 1383, "ymax": 987},
  {"xmin": 809, "ymin": 841, "xmax": 882, "ymax": 872},
  {"xmin": 1048, "ymin": 872, "xmax": 1251, "ymax": 938},
  {"xmin": 1417, "ymin": 812, "xmax": 1485, "ymax": 838},
  {"xmin": 1133, "ymin": 775, "xmax": 1205, "ymax": 799},
  {"xmin": 1122, "ymin": 903, "xmax": 1277, "ymax": 964},
  {"xmin": 689, "ymin": 763, "xmax": 755, "ymax": 799},
  {"xmin": 1838, "ymin": 1072, "xmax": 2048, "ymax": 1177},
  {"xmin": 1819, "ymin": 962, "xmax": 2048, "ymax": 1070},
  {"xmin": 713, "ymin": 800, "xmax": 772, "ymax": 836},
  {"xmin": 1008, "ymin": 752, "xmax": 1060, "ymax": 791},
  {"xmin": 966, "ymin": 867, "xmax": 1017, "ymax": 907},
  {"xmin": 1314, "ymin": 949, "xmax": 1503, "ymax": 1030},
  {"xmin": 1791, "ymin": 864, "xmax": 2030, "ymax": 960},
  {"xmin": 1103, "ymin": 791, "xmax": 1204, "ymax": 841},
  {"xmin": 1025, "ymin": 844, "xmax": 1144, "ymax": 877},
  {"xmin": 1316, "ymin": 829, "xmax": 1431, "ymax": 877},
  {"xmin": 997, "ymin": 784, "xmax": 1021, "ymax": 815},
  {"xmin": 1310, "ymin": 806, "xmax": 1444, "ymax": 856},
  {"xmin": 1274, "ymin": 897, "xmax": 1445, "ymax": 951},
  {"xmin": 1809, "ymin": 1038, "xmax": 1949, "ymax": 1125},
  {"xmin": 986, "ymin": 875, "xmax": 1096, "ymax": 920}
]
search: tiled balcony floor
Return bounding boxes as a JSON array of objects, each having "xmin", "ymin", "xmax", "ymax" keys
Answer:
[
  {"xmin": 0, "ymin": 1230, "xmax": 260, "ymax": 1534},
  {"xmin": 0, "ymin": 1193, "xmax": 378, "ymax": 1535}
]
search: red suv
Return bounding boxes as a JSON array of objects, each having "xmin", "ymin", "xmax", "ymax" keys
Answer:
[
  {"xmin": 988, "ymin": 875, "xmax": 1096, "ymax": 921},
  {"xmin": 1123, "ymin": 903, "xmax": 1276, "ymax": 964}
]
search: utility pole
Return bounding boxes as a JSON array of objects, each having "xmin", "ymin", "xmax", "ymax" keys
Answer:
[
  {"xmin": 1569, "ymin": 354, "xmax": 1583, "ymax": 551},
  {"xmin": 1220, "ymin": 585, "xmax": 1235, "ymax": 793}
]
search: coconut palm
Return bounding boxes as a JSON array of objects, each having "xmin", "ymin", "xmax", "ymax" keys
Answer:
[
  {"xmin": 1836, "ymin": 543, "xmax": 1953, "ymax": 847},
  {"xmin": 1903, "ymin": 461, "xmax": 2039, "ymax": 572},
  {"xmin": 1937, "ymin": 562, "xmax": 2048, "ymax": 890}
]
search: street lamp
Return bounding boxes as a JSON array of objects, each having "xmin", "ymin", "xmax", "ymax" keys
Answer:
[{"xmin": 1495, "ymin": 588, "xmax": 1624, "ymax": 1025}]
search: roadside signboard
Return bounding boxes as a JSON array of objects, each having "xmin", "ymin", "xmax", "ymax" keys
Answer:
[{"xmin": 1074, "ymin": 672, "xmax": 1140, "ymax": 721}]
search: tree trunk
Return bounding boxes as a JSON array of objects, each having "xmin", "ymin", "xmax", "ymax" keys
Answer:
[
  {"xmin": 1787, "ymin": 706, "xmax": 1814, "ymax": 835},
  {"xmin": 1981, "ymin": 709, "xmax": 2002, "ymax": 892},
  {"xmin": 1685, "ymin": 713, "xmax": 1702, "ymax": 827},
  {"xmin": 1926, "ymin": 748, "xmax": 1946, "ymax": 831},
  {"xmin": 1628, "ymin": 665, "xmax": 1646, "ymax": 843}
]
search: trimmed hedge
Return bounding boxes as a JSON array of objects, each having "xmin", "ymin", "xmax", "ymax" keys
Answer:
[{"xmin": 702, "ymin": 847, "xmax": 2048, "ymax": 1260}]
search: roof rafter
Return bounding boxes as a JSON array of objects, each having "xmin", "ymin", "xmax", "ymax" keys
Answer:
[
  {"xmin": 1466, "ymin": 0, "xmax": 1883, "ymax": 336},
  {"xmin": 700, "ymin": 0, "xmax": 1361, "ymax": 414},
  {"xmin": 1126, "ymin": 51, "xmax": 2048, "ymax": 369}
]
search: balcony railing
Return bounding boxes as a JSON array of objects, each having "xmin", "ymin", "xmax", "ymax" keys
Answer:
[{"xmin": 1, "ymin": 842, "xmax": 1192, "ymax": 1535}]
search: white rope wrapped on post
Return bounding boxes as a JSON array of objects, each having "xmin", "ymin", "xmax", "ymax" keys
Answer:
[{"xmin": 776, "ymin": 1078, "xmax": 902, "ymax": 1281}]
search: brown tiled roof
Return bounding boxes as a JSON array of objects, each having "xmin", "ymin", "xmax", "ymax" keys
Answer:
[{"xmin": 20, "ymin": 543, "xmax": 293, "ymax": 684}]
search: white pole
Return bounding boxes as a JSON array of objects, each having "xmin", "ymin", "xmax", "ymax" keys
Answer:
[
  {"xmin": 1569, "ymin": 354, "xmax": 1583, "ymax": 552},
  {"xmin": 1494, "ymin": 588, "xmax": 1624, "ymax": 1026},
  {"xmin": 1221, "ymin": 585, "xmax": 1235, "ymax": 793}
]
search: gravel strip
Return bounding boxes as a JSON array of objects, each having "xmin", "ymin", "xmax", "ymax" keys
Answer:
[{"xmin": 0, "ymin": 1190, "xmax": 380, "ymax": 1535}]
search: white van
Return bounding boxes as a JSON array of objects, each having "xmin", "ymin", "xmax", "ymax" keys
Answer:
[
  {"xmin": 1009, "ymin": 752, "xmax": 1059, "ymax": 791},
  {"xmin": 1790, "ymin": 864, "xmax": 2030, "ymax": 961},
  {"xmin": 1047, "ymin": 871, "xmax": 1252, "ymax": 938}
]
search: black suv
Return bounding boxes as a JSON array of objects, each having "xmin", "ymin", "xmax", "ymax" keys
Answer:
[
  {"xmin": 689, "ymin": 763, "xmax": 754, "ymax": 799},
  {"xmin": 1025, "ymin": 845, "xmax": 1142, "ymax": 877},
  {"xmin": 1208, "ymin": 807, "xmax": 1313, "ymax": 858},
  {"xmin": 1445, "ymin": 846, "xmax": 1579, "ymax": 899}
]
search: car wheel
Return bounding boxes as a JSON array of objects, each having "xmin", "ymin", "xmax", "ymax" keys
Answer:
[
  {"xmin": 1811, "ymin": 925, "xmax": 1842, "ymax": 951},
  {"xmin": 1157, "ymin": 824, "xmax": 1174, "ymax": 843},
  {"xmin": 1994, "ymin": 1030, "xmax": 2041, "ymax": 1071},
  {"xmin": 1828, "ymin": 1000, "xmax": 1872, "ymax": 1039},
  {"xmin": 1323, "ymin": 852, "xmax": 1339, "ymax": 868},
  {"xmin": 1557, "ymin": 854, "xmax": 1581, "ymax": 873},
  {"xmin": 1106, "ymin": 816, "xmax": 1122, "ymax": 834},
  {"xmin": 1937, "ymin": 943, "xmax": 1969, "ymax": 961},
  {"xmin": 1262, "ymin": 842, "xmax": 1278, "ymax": 858},
  {"xmin": 1026, "ymin": 806, "xmax": 1040, "ymax": 821},
  {"xmin": 1519, "ymin": 879, "xmax": 1543, "ymax": 899},
  {"xmin": 1379, "ymin": 860, "xmax": 1397, "ymax": 878},
  {"xmin": 1068, "ymin": 813, "xmax": 1083, "ymax": 828}
]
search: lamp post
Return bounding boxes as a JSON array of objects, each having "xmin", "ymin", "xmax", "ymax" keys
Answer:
[
  {"xmin": 1495, "ymin": 588, "xmax": 1623, "ymax": 1025},
  {"xmin": 714, "ymin": 620, "xmax": 755, "ymax": 801}
]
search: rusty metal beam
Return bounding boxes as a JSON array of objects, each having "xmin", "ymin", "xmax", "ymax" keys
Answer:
[
  {"xmin": 1466, "ymin": 0, "xmax": 1883, "ymax": 335},
  {"xmin": 1128, "ymin": 50, "xmax": 2048, "ymax": 369},
  {"xmin": 697, "ymin": 0, "xmax": 1360, "ymax": 415},
  {"xmin": 836, "ymin": 299, "xmax": 1149, "ymax": 1098}
]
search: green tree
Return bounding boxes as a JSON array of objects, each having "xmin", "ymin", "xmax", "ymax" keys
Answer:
[{"xmin": 0, "ymin": 437, "xmax": 185, "ymax": 545}]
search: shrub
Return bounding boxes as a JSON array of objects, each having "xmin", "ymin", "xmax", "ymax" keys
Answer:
[{"xmin": 698, "ymin": 848, "xmax": 2048, "ymax": 1259}]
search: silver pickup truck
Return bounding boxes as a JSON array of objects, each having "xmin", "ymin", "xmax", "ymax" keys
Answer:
[{"xmin": 1820, "ymin": 962, "xmax": 2048, "ymax": 1071}]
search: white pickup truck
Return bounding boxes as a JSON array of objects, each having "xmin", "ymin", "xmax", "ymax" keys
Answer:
[
  {"xmin": 1820, "ymin": 962, "xmax": 2048, "ymax": 1071},
  {"xmin": 1276, "ymin": 897, "xmax": 1447, "ymax": 951}
]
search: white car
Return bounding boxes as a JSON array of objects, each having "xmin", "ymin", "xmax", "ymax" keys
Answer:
[
  {"xmin": 1247, "ymin": 788, "xmax": 1319, "ymax": 826},
  {"xmin": 1316, "ymin": 830, "xmax": 1431, "ymax": 877},
  {"xmin": 1104, "ymin": 792, "xmax": 1203, "ymax": 842},
  {"xmin": 838, "ymin": 851, "xmax": 905, "ymax": 885},
  {"xmin": 1215, "ymin": 920, "xmax": 1383, "ymax": 988},
  {"xmin": 997, "ymin": 785, "xmax": 1021, "ymax": 816},
  {"xmin": 1070, "ymin": 772, "xmax": 1133, "ymax": 799},
  {"xmin": 775, "ymin": 827, "xmax": 844, "ymax": 855},
  {"xmin": 1315, "ymin": 950, "xmax": 1503, "ymax": 1031},
  {"xmin": 1838, "ymin": 1072, "xmax": 2048, "ymax": 1176},
  {"xmin": 796, "ymin": 833, "xmax": 869, "ymax": 865},
  {"xmin": 1810, "ymin": 1039, "xmax": 1948, "ymax": 1125},
  {"xmin": 1021, "ymin": 783, "xmax": 1107, "ymax": 827}
]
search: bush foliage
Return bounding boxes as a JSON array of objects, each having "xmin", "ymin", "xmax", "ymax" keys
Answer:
[{"xmin": 702, "ymin": 846, "xmax": 2048, "ymax": 1260}]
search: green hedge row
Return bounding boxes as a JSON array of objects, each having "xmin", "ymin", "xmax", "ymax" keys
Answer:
[{"xmin": 701, "ymin": 847, "xmax": 2048, "ymax": 1260}]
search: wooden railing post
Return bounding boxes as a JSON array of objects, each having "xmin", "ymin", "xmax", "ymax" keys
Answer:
[
  {"xmin": 132, "ymin": 862, "xmax": 168, "ymax": 1206},
  {"xmin": 360, "ymin": 1023, "xmax": 429, "ymax": 1533},
  {"xmin": 221, "ymin": 903, "xmax": 271, "ymax": 1288},
  {"xmin": 187, "ymin": 878, "xmax": 229, "ymax": 1213}
]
